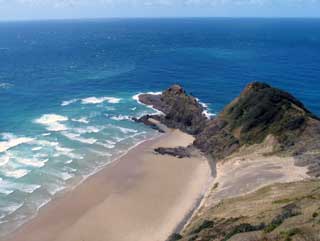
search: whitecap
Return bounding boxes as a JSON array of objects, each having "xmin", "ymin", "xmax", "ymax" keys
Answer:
[
  {"xmin": 117, "ymin": 126, "xmax": 138, "ymax": 134},
  {"xmin": 41, "ymin": 133, "xmax": 51, "ymax": 137},
  {"xmin": 81, "ymin": 96, "xmax": 121, "ymax": 104},
  {"xmin": 61, "ymin": 132, "xmax": 97, "ymax": 145},
  {"xmin": 54, "ymin": 145, "xmax": 82, "ymax": 159},
  {"xmin": 0, "ymin": 134, "xmax": 34, "ymax": 153},
  {"xmin": 132, "ymin": 91, "xmax": 162, "ymax": 104},
  {"xmin": 132, "ymin": 92, "xmax": 164, "ymax": 115},
  {"xmin": 46, "ymin": 184, "xmax": 65, "ymax": 196},
  {"xmin": 195, "ymin": 98, "xmax": 216, "ymax": 119},
  {"xmin": 34, "ymin": 114, "xmax": 68, "ymax": 132},
  {"xmin": 73, "ymin": 126, "xmax": 102, "ymax": 134},
  {"xmin": 22, "ymin": 184, "xmax": 41, "ymax": 193},
  {"xmin": 0, "ymin": 153, "xmax": 10, "ymax": 166},
  {"xmin": 71, "ymin": 117, "xmax": 89, "ymax": 124},
  {"xmin": 110, "ymin": 115, "xmax": 131, "ymax": 121},
  {"xmin": 16, "ymin": 158, "xmax": 47, "ymax": 168},
  {"xmin": 0, "ymin": 82, "xmax": 13, "ymax": 90},
  {"xmin": 61, "ymin": 98, "xmax": 79, "ymax": 106},
  {"xmin": 97, "ymin": 142, "xmax": 115, "ymax": 149},
  {"xmin": 0, "ymin": 180, "xmax": 41, "ymax": 194},
  {"xmin": 3, "ymin": 169, "xmax": 30, "ymax": 179},
  {"xmin": 35, "ymin": 154, "xmax": 49, "ymax": 159},
  {"xmin": 59, "ymin": 172, "xmax": 74, "ymax": 181},
  {"xmin": 65, "ymin": 159, "xmax": 73, "ymax": 164},
  {"xmin": 0, "ymin": 186, "xmax": 14, "ymax": 195},
  {"xmin": 32, "ymin": 146, "xmax": 42, "ymax": 151}
]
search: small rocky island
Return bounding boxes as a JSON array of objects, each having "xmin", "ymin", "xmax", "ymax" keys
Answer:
[{"xmin": 137, "ymin": 83, "xmax": 320, "ymax": 241}]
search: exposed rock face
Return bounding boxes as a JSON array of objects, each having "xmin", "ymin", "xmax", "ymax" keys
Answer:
[
  {"xmin": 195, "ymin": 82, "xmax": 320, "ymax": 161},
  {"xmin": 154, "ymin": 146, "xmax": 192, "ymax": 158},
  {"xmin": 132, "ymin": 115, "xmax": 165, "ymax": 133},
  {"xmin": 138, "ymin": 82, "xmax": 320, "ymax": 174},
  {"xmin": 139, "ymin": 85, "xmax": 208, "ymax": 135}
]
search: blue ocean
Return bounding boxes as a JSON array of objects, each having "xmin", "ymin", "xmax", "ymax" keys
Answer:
[{"xmin": 0, "ymin": 18, "xmax": 319, "ymax": 236}]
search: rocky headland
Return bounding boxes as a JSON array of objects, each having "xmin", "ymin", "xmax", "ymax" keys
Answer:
[{"xmin": 137, "ymin": 82, "xmax": 320, "ymax": 241}]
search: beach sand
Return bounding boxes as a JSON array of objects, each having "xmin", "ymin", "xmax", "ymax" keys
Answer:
[{"xmin": 3, "ymin": 129, "xmax": 211, "ymax": 241}]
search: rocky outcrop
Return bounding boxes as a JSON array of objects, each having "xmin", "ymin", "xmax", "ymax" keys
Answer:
[
  {"xmin": 139, "ymin": 83, "xmax": 320, "ymax": 174},
  {"xmin": 138, "ymin": 85, "xmax": 208, "ymax": 135},
  {"xmin": 195, "ymin": 82, "xmax": 320, "ymax": 162},
  {"xmin": 132, "ymin": 115, "xmax": 165, "ymax": 133},
  {"xmin": 154, "ymin": 147, "xmax": 192, "ymax": 158},
  {"xmin": 138, "ymin": 83, "xmax": 320, "ymax": 241}
]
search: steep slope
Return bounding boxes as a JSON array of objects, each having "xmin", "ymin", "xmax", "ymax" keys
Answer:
[
  {"xmin": 137, "ymin": 82, "xmax": 320, "ymax": 241},
  {"xmin": 172, "ymin": 180, "xmax": 320, "ymax": 241},
  {"xmin": 194, "ymin": 82, "xmax": 320, "ymax": 162}
]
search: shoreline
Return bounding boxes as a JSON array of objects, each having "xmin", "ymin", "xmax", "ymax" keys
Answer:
[
  {"xmin": 2, "ymin": 128, "xmax": 211, "ymax": 241},
  {"xmin": 0, "ymin": 132, "xmax": 163, "ymax": 239}
]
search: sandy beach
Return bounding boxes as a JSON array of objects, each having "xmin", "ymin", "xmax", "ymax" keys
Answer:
[{"xmin": 3, "ymin": 128, "xmax": 211, "ymax": 241}]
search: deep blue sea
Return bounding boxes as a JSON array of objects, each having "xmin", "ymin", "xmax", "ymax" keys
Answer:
[{"xmin": 0, "ymin": 18, "xmax": 319, "ymax": 236}]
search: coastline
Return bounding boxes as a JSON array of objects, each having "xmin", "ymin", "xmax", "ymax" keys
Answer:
[{"xmin": 2, "ymin": 127, "xmax": 211, "ymax": 241}]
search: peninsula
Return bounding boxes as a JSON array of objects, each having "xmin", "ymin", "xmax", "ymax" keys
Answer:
[{"xmin": 4, "ymin": 82, "xmax": 320, "ymax": 241}]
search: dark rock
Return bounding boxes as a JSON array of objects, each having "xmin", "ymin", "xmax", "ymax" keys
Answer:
[
  {"xmin": 167, "ymin": 233, "xmax": 183, "ymax": 241},
  {"xmin": 132, "ymin": 115, "xmax": 165, "ymax": 133},
  {"xmin": 138, "ymin": 82, "xmax": 320, "ymax": 175},
  {"xmin": 138, "ymin": 84, "xmax": 208, "ymax": 135},
  {"xmin": 154, "ymin": 146, "xmax": 191, "ymax": 158}
]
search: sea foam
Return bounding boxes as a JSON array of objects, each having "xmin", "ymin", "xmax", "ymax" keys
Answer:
[
  {"xmin": 34, "ymin": 114, "xmax": 69, "ymax": 132},
  {"xmin": 61, "ymin": 132, "xmax": 97, "ymax": 145},
  {"xmin": 61, "ymin": 98, "xmax": 79, "ymax": 106},
  {"xmin": 81, "ymin": 96, "xmax": 121, "ymax": 104},
  {"xmin": 132, "ymin": 92, "xmax": 164, "ymax": 115},
  {"xmin": 0, "ymin": 134, "xmax": 34, "ymax": 153},
  {"xmin": 2, "ymin": 169, "xmax": 30, "ymax": 179}
]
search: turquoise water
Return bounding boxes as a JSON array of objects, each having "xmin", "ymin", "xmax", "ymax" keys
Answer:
[{"xmin": 0, "ymin": 18, "xmax": 320, "ymax": 236}]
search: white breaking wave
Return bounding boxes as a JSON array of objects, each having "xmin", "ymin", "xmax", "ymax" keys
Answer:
[
  {"xmin": 81, "ymin": 96, "xmax": 121, "ymax": 104},
  {"xmin": 0, "ymin": 133, "xmax": 34, "ymax": 153},
  {"xmin": 117, "ymin": 126, "xmax": 138, "ymax": 134},
  {"xmin": 31, "ymin": 146, "xmax": 43, "ymax": 151},
  {"xmin": 34, "ymin": 114, "xmax": 69, "ymax": 132},
  {"xmin": 97, "ymin": 142, "xmax": 115, "ymax": 149},
  {"xmin": 41, "ymin": 133, "xmax": 51, "ymax": 137},
  {"xmin": 110, "ymin": 115, "xmax": 131, "ymax": 121},
  {"xmin": 195, "ymin": 98, "xmax": 216, "ymax": 119},
  {"xmin": 36, "ymin": 140, "xmax": 59, "ymax": 148},
  {"xmin": 0, "ymin": 82, "xmax": 13, "ymax": 90},
  {"xmin": 54, "ymin": 145, "xmax": 83, "ymax": 159},
  {"xmin": 73, "ymin": 126, "xmax": 102, "ymax": 134},
  {"xmin": 65, "ymin": 159, "xmax": 73, "ymax": 164},
  {"xmin": 2, "ymin": 169, "xmax": 30, "ymax": 179},
  {"xmin": 0, "ymin": 180, "xmax": 41, "ymax": 194},
  {"xmin": 61, "ymin": 132, "xmax": 97, "ymax": 145},
  {"xmin": 0, "ymin": 153, "xmax": 10, "ymax": 167},
  {"xmin": 16, "ymin": 158, "xmax": 48, "ymax": 168},
  {"xmin": 61, "ymin": 98, "xmax": 79, "ymax": 106},
  {"xmin": 46, "ymin": 183, "xmax": 66, "ymax": 196},
  {"xmin": 71, "ymin": 117, "xmax": 89, "ymax": 124},
  {"xmin": 132, "ymin": 92, "xmax": 164, "ymax": 115}
]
